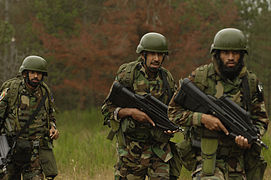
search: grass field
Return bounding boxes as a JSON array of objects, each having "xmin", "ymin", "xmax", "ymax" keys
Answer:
[{"xmin": 53, "ymin": 109, "xmax": 271, "ymax": 180}]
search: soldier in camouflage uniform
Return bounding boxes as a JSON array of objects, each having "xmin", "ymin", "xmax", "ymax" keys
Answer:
[
  {"xmin": 0, "ymin": 56, "xmax": 59, "ymax": 180},
  {"xmin": 102, "ymin": 32, "xmax": 182, "ymax": 179},
  {"xmin": 168, "ymin": 28, "xmax": 269, "ymax": 180}
]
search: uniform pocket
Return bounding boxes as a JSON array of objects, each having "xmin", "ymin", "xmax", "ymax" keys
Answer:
[
  {"xmin": 13, "ymin": 139, "xmax": 32, "ymax": 164},
  {"xmin": 39, "ymin": 147, "xmax": 58, "ymax": 178}
]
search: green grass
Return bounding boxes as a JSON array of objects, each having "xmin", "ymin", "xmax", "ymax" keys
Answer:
[
  {"xmin": 53, "ymin": 109, "xmax": 271, "ymax": 180},
  {"xmin": 53, "ymin": 108, "xmax": 116, "ymax": 179}
]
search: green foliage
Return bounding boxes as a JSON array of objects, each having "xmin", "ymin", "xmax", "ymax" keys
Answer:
[
  {"xmin": 244, "ymin": 5, "xmax": 271, "ymax": 115},
  {"xmin": 33, "ymin": 0, "xmax": 82, "ymax": 37},
  {"xmin": 6, "ymin": 0, "xmax": 43, "ymax": 55},
  {"xmin": 236, "ymin": 0, "xmax": 270, "ymax": 31},
  {"xmin": 0, "ymin": 21, "xmax": 14, "ymax": 45}
]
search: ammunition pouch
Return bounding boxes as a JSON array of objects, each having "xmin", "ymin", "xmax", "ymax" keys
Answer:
[
  {"xmin": 169, "ymin": 142, "xmax": 182, "ymax": 177},
  {"xmin": 121, "ymin": 118, "xmax": 136, "ymax": 134},
  {"xmin": 121, "ymin": 118, "xmax": 170, "ymax": 143},
  {"xmin": 176, "ymin": 139, "xmax": 197, "ymax": 171},
  {"xmin": 201, "ymin": 129, "xmax": 219, "ymax": 176},
  {"xmin": 13, "ymin": 139, "xmax": 33, "ymax": 164},
  {"xmin": 201, "ymin": 137, "xmax": 218, "ymax": 176},
  {"xmin": 150, "ymin": 128, "xmax": 172, "ymax": 143},
  {"xmin": 121, "ymin": 118, "xmax": 151, "ymax": 142},
  {"xmin": 106, "ymin": 120, "xmax": 120, "ymax": 140},
  {"xmin": 39, "ymin": 146, "xmax": 58, "ymax": 178},
  {"xmin": 38, "ymin": 137, "xmax": 58, "ymax": 178}
]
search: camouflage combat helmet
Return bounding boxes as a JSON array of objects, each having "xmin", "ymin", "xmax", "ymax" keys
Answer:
[
  {"xmin": 19, "ymin": 55, "xmax": 48, "ymax": 76},
  {"xmin": 210, "ymin": 28, "xmax": 248, "ymax": 54},
  {"xmin": 136, "ymin": 32, "xmax": 168, "ymax": 54}
]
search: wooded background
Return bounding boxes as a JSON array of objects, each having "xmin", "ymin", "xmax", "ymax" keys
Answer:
[{"xmin": 0, "ymin": 0, "xmax": 270, "ymax": 113}]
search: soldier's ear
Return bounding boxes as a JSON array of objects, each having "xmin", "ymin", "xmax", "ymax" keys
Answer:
[{"xmin": 22, "ymin": 71, "xmax": 27, "ymax": 78}]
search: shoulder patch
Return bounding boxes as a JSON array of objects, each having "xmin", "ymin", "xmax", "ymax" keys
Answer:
[{"xmin": 0, "ymin": 88, "xmax": 9, "ymax": 101}]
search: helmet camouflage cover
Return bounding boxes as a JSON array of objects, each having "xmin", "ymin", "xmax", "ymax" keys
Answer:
[
  {"xmin": 136, "ymin": 32, "xmax": 168, "ymax": 54},
  {"xmin": 19, "ymin": 55, "xmax": 48, "ymax": 76},
  {"xmin": 210, "ymin": 28, "xmax": 248, "ymax": 54}
]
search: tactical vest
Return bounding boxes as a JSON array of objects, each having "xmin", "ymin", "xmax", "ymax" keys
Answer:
[
  {"xmin": 193, "ymin": 63, "xmax": 257, "ymax": 101},
  {"xmin": 109, "ymin": 58, "xmax": 175, "ymax": 144},
  {"xmin": 192, "ymin": 63, "xmax": 258, "ymax": 176},
  {"xmin": 1, "ymin": 77, "xmax": 52, "ymax": 139},
  {"xmin": 117, "ymin": 58, "xmax": 175, "ymax": 102}
]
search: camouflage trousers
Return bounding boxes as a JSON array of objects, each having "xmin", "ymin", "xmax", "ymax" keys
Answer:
[
  {"xmin": 192, "ymin": 157, "xmax": 246, "ymax": 180},
  {"xmin": 114, "ymin": 140, "xmax": 172, "ymax": 180},
  {"xmin": 7, "ymin": 146, "xmax": 44, "ymax": 180},
  {"xmin": 190, "ymin": 143, "xmax": 267, "ymax": 180}
]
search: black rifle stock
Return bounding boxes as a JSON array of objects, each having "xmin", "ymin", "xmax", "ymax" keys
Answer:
[
  {"xmin": 108, "ymin": 81, "xmax": 180, "ymax": 131},
  {"xmin": 174, "ymin": 78, "xmax": 268, "ymax": 149}
]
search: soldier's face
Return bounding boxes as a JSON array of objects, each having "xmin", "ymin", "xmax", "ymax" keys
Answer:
[
  {"xmin": 28, "ymin": 71, "xmax": 43, "ymax": 87},
  {"xmin": 144, "ymin": 52, "xmax": 164, "ymax": 71},
  {"xmin": 220, "ymin": 50, "xmax": 241, "ymax": 68}
]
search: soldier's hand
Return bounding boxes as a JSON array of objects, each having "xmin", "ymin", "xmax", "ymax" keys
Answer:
[
  {"xmin": 50, "ymin": 126, "xmax": 59, "ymax": 140},
  {"xmin": 164, "ymin": 129, "xmax": 178, "ymax": 134},
  {"xmin": 235, "ymin": 135, "xmax": 251, "ymax": 149},
  {"xmin": 201, "ymin": 114, "xmax": 229, "ymax": 135},
  {"xmin": 118, "ymin": 108, "xmax": 155, "ymax": 126}
]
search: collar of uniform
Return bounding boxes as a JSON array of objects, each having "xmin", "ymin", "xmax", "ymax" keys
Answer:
[
  {"xmin": 238, "ymin": 66, "xmax": 247, "ymax": 78},
  {"xmin": 229, "ymin": 66, "xmax": 248, "ymax": 86}
]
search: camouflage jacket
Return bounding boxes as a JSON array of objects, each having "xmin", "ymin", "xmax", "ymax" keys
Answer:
[
  {"xmin": 101, "ymin": 58, "xmax": 176, "ymax": 161},
  {"xmin": 168, "ymin": 62, "xmax": 269, "ymax": 147},
  {"xmin": 0, "ymin": 77, "xmax": 56, "ymax": 142}
]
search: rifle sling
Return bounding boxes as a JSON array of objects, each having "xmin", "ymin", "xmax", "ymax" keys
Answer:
[
  {"xmin": 160, "ymin": 70, "xmax": 173, "ymax": 104},
  {"xmin": 241, "ymin": 75, "xmax": 251, "ymax": 112}
]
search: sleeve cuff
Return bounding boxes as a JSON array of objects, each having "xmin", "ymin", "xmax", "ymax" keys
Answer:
[
  {"xmin": 50, "ymin": 122, "xmax": 57, "ymax": 129},
  {"xmin": 113, "ymin": 107, "xmax": 122, "ymax": 122},
  {"xmin": 192, "ymin": 112, "xmax": 202, "ymax": 126}
]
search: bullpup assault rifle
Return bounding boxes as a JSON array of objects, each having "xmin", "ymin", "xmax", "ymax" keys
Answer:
[
  {"xmin": 174, "ymin": 78, "xmax": 268, "ymax": 149},
  {"xmin": 108, "ymin": 81, "xmax": 180, "ymax": 131}
]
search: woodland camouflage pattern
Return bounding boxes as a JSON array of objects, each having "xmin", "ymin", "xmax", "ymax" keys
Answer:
[
  {"xmin": 168, "ymin": 62, "xmax": 269, "ymax": 180},
  {"xmin": 102, "ymin": 58, "xmax": 179, "ymax": 179},
  {"xmin": 0, "ymin": 77, "xmax": 56, "ymax": 180}
]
